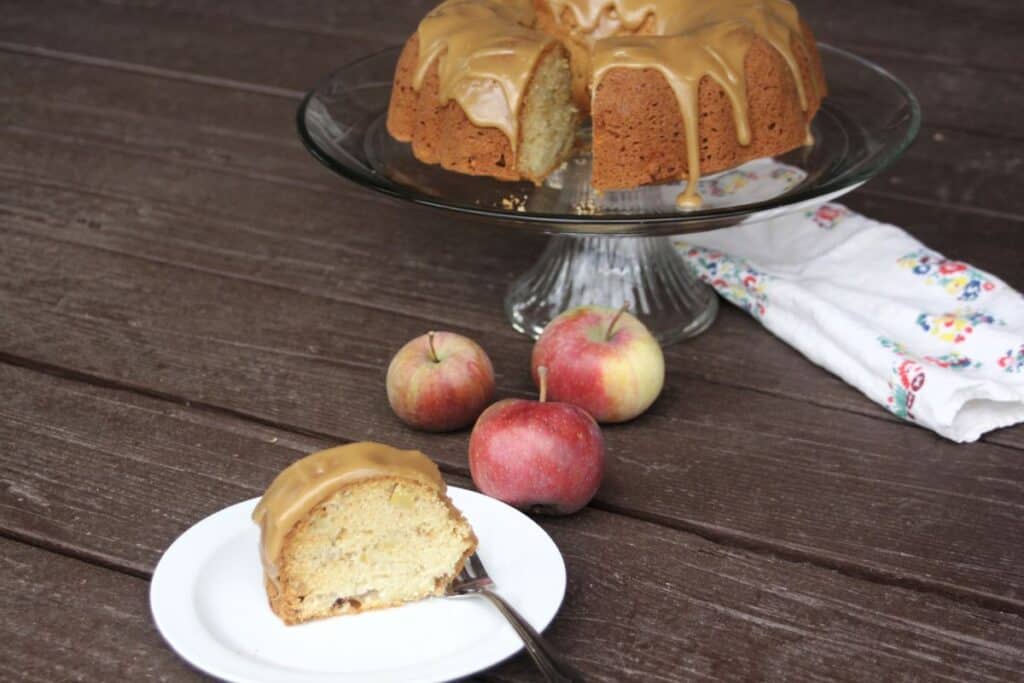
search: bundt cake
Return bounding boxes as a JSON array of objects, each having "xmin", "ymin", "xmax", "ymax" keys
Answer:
[
  {"xmin": 252, "ymin": 442, "xmax": 477, "ymax": 625},
  {"xmin": 387, "ymin": 0, "xmax": 826, "ymax": 209}
]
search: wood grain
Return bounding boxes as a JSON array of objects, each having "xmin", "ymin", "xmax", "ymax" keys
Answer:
[
  {"xmin": 0, "ymin": 538, "xmax": 204, "ymax": 682},
  {"xmin": 2, "ymin": 366, "xmax": 1023, "ymax": 682}
]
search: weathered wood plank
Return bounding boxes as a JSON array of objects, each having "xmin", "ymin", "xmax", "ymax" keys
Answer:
[
  {"xmin": 14, "ymin": 0, "xmax": 1024, "ymax": 76},
  {"xmin": 801, "ymin": 0, "xmax": 1024, "ymax": 74},
  {"xmin": 0, "ymin": 538, "xmax": 204, "ymax": 682},
  {"xmin": 2, "ymin": 0, "xmax": 1024, "ymax": 142},
  {"xmin": 0, "ymin": 0, "xmax": 379, "ymax": 94},
  {"xmin": 1, "ymin": 230, "xmax": 1023, "ymax": 610},
  {"xmin": 2, "ymin": 366, "xmax": 1023, "ymax": 682}
]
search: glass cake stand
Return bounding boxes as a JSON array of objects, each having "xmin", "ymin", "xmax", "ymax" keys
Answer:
[{"xmin": 297, "ymin": 44, "xmax": 920, "ymax": 343}]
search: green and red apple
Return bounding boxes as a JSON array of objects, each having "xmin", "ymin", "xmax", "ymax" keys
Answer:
[
  {"xmin": 386, "ymin": 331, "xmax": 495, "ymax": 432},
  {"xmin": 531, "ymin": 305, "xmax": 664, "ymax": 423}
]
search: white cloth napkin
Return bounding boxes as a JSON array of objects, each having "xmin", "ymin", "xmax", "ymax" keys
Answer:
[{"xmin": 675, "ymin": 203, "xmax": 1024, "ymax": 442}]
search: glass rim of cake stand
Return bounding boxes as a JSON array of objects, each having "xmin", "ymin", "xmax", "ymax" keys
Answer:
[{"xmin": 296, "ymin": 42, "xmax": 921, "ymax": 233}]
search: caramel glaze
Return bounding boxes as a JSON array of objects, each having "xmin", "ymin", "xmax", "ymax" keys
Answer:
[
  {"xmin": 554, "ymin": 0, "xmax": 818, "ymax": 208},
  {"xmin": 412, "ymin": 0, "xmax": 819, "ymax": 209},
  {"xmin": 252, "ymin": 442, "xmax": 445, "ymax": 587},
  {"xmin": 414, "ymin": 0, "xmax": 554, "ymax": 152}
]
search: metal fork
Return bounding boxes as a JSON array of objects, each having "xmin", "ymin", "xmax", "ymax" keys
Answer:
[{"xmin": 448, "ymin": 553, "xmax": 584, "ymax": 682}]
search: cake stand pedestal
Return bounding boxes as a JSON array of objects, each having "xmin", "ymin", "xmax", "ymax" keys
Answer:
[
  {"xmin": 297, "ymin": 43, "xmax": 919, "ymax": 344},
  {"xmin": 505, "ymin": 234, "xmax": 717, "ymax": 343}
]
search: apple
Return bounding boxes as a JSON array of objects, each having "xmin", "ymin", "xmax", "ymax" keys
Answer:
[
  {"xmin": 531, "ymin": 305, "xmax": 664, "ymax": 423},
  {"xmin": 469, "ymin": 367, "xmax": 605, "ymax": 515},
  {"xmin": 386, "ymin": 331, "xmax": 495, "ymax": 432}
]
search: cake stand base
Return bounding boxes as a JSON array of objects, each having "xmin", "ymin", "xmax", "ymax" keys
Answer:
[{"xmin": 505, "ymin": 234, "xmax": 719, "ymax": 344}]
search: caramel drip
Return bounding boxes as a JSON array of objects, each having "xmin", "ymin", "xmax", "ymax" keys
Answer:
[
  {"xmin": 547, "ymin": 0, "xmax": 654, "ymax": 32},
  {"xmin": 252, "ymin": 442, "xmax": 445, "ymax": 586},
  {"xmin": 414, "ymin": 0, "xmax": 554, "ymax": 151},
  {"xmin": 552, "ymin": 0, "xmax": 814, "ymax": 209},
  {"xmin": 546, "ymin": 0, "xmax": 648, "ymax": 42}
]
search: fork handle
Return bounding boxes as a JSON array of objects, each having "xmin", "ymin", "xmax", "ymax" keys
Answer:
[{"xmin": 478, "ymin": 589, "xmax": 585, "ymax": 683}]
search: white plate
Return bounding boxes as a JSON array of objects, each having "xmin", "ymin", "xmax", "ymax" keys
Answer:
[{"xmin": 151, "ymin": 487, "xmax": 566, "ymax": 682}]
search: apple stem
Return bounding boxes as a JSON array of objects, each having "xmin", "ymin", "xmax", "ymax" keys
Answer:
[
  {"xmin": 538, "ymin": 366, "xmax": 549, "ymax": 403},
  {"xmin": 427, "ymin": 331, "xmax": 440, "ymax": 363},
  {"xmin": 606, "ymin": 302, "xmax": 630, "ymax": 341}
]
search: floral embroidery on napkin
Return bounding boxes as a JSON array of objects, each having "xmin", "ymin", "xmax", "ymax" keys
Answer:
[
  {"xmin": 878, "ymin": 336, "xmax": 909, "ymax": 356},
  {"xmin": 923, "ymin": 353, "xmax": 980, "ymax": 370},
  {"xmin": 879, "ymin": 337, "xmax": 980, "ymax": 371},
  {"xmin": 886, "ymin": 359, "xmax": 927, "ymax": 420},
  {"xmin": 916, "ymin": 311, "xmax": 1000, "ymax": 344},
  {"xmin": 770, "ymin": 167, "xmax": 803, "ymax": 184},
  {"xmin": 805, "ymin": 204, "xmax": 851, "ymax": 229},
  {"xmin": 998, "ymin": 345, "xmax": 1024, "ymax": 373},
  {"xmin": 681, "ymin": 248, "xmax": 770, "ymax": 317},
  {"xmin": 701, "ymin": 165, "xmax": 802, "ymax": 198},
  {"xmin": 706, "ymin": 169, "xmax": 756, "ymax": 197},
  {"xmin": 898, "ymin": 250, "xmax": 996, "ymax": 301}
]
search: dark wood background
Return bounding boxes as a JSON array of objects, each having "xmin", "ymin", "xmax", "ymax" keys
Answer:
[{"xmin": 2, "ymin": 1, "xmax": 1023, "ymax": 680}]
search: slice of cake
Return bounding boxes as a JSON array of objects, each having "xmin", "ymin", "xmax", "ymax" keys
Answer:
[{"xmin": 252, "ymin": 442, "xmax": 477, "ymax": 625}]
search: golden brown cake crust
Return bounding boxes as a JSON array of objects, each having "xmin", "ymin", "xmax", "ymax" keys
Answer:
[
  {"xmin": 386, "ymin": 35, "xmax": 420, "ymax": 143},
  {"xmin": 440, "ymin": 100, "xmax": 520, "ymax": 181},
  {"xmin": 388, "ymin": 35, "xmax": 569, "ymax": 183}
]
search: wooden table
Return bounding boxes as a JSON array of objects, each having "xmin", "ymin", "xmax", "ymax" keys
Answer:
[{"xmin": 2, "ymin": 1, "xmax": 1023, "ymax": 680}]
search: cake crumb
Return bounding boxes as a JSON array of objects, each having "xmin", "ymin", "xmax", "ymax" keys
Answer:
[
  {"xmin": 500, "ymin": 194, "xmax": 528, "ymax": 212},
  {"xmin": 573, "ymin": 193, "xmax": 599, "ymax": 215}
]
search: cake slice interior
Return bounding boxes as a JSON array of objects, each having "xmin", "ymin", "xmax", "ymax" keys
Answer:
[
  {"xmin": 517, "ymin": 46, "xmax": 579, "ymax": 183},
  {"xmin": 253, "ymin": 442, "xmax": 478, "ymax": 626},
  {"xmin": 270, "ymin": 476, "xmax": 476, "ymax": 625}
]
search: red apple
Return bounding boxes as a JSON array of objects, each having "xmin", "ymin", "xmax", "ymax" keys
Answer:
[
  {"xmin": 386, "ymin": 331, "xmax": 495, "ymax": 431},
  {"xmin": 531, "ymin": 305, "xmax": 664, "ymax": 423},
  {"xmin": 469, "ymin": 367, "xmax": 605, "ymax": 515}
]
